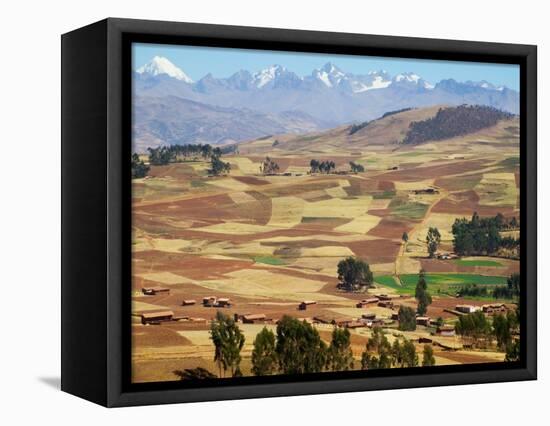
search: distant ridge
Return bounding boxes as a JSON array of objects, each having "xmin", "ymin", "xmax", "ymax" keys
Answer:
[{"xmin": 134, "ymin": 57, "xmax": 519, "ymax": 146}]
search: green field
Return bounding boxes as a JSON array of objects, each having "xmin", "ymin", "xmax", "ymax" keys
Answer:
[
  {"xmin": 389, "ymin": 199, "xmax": 429, "ymax": 220},
  {"xmin": 375, "ymin": 273, "xmax": 508, "ymax": 295},
  {"xmin": 253, "ymin": 256, "xmax": 286, "ymax": 266},
  {"xmin": 454, "ymin": 259, "xmax": 503, "ymax": 267}
]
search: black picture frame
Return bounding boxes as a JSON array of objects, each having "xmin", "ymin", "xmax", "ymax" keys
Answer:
[{"xmin": 61, "ymin": 17, "xmax": 537, "ymax": 407}]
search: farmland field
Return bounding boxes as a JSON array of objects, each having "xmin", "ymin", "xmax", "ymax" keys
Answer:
[{"xmin": 131, "ymin": 108, "xmax": 520, "ymax": 383}]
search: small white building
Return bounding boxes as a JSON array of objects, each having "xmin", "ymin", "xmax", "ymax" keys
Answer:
[{"xmin": 455, "ymin": 304, "xmax": 480, "ymax": 314}]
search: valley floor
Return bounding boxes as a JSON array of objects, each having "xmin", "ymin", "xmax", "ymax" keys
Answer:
[{"xmin": 131, "ymin": 119, "xmax": 520, "ymax": 383}]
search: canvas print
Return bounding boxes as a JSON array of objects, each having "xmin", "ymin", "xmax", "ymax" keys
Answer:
[{"xmin": 131, "ymin": 43, "xmax": 521, "ymax": 384}]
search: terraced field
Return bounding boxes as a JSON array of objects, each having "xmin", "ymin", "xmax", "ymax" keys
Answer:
[{"xmin": 131, "ymin": 109, "xmax": 520, "ymax": 383}]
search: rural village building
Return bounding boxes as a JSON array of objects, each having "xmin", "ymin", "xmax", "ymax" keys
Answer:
[
  {"xmin": 345, "ymin": 321, "xmax": 365, "ymax": 329},
  {"xmin": 142, "ymin": 286, "xmax": 170, "ymax": 296},
  {"xmin": 361, "ymin": 312, "xmax": 376, "ymax": 320},
  {"xmin": 242, "ymin": 313, "xmax": 270, "ymax": 324},
  {"xmin": 436, "ymin": 325, "xmax": 456, "ymax": 336},
  {"xmin": 356, "ymin": 297, "xmax": 379, "ymax": 308},
  {"xmin": 455, "ymin": 304, "xmax": 480, "ymax": 314},
  {"xmin": 141, "ymin": 310, "xmax": 174, "ymax": 325},
  {"xmin": 181, "ymin": 299, "xmax": 196, "ymax": 306},
  {"xmin": 313, "ymin": 315, "xmax": 333, "ymax": 324},
  {"xmin": 202, "ymin": 296, "xmax": 217, "ymax": 306},
  {"xmin": 299, "ymin": 300, "xmax": 317, "ymax": 310},
  {"xmin": 216, "ymin": 297, "xmax": 232, "ymax": 307},
  {"xmin": 416, "ymin": 316, "xmax": 431, "ymax": 326},
  {"xmin": 482, "ymin": 303, "xmax": 507, "ymax": 314},
  {"xmin": 332, "ymin": 317, "xmax": 354, "ymax": 327}
]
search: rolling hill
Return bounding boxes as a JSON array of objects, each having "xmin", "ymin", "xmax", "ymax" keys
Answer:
[{"xmin": 235, "ymin": 105, "xmax": 518, "ymax": 155}]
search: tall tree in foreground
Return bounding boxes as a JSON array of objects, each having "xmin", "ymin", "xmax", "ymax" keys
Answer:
[
  {"xmin": 391, "ymin": 338, "xmax": 418, "ymax": 368},
  {"xmin": 337, "ymin": 257, "xmax": 373, "ymax": 292},
  {"xmin": 276, "ymin": 316, "xmax": 327, "ymax": 374},
  {"xmin": 422, "ymin": 345, "xmax": 436, "ymax": 367},
  {"xmin": 361, "ymin": 327, "xmax": 392, "ymax": 370},
  {"xmin": 210, "ymin": 311, "xmax": 245, "ymax": 378},
  {"xmin": 426, "ymin": 227, "xmax": 441, "ymax": 258},
  {"xmin": 415, "ymin": 269, "xmax": 432, "ymax": 316},
  {"xmin": 327, "ymin": 327, "xmax": 354, "ymax": 371},
  {"xmin": 251, "ymin": 327, "xmax": 278, "ymax": 376}
]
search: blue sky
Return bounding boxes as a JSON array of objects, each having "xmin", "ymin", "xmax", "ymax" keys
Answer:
[{"xmin": 133, "ymin": 43, "xmax": 520, "ymax": 90}]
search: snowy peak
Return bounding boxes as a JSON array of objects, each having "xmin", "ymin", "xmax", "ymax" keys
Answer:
[
  {"xmin": 352, "ymin": 70, "xmax": 392, "ymax": 93},
  {"xmin": 137, "ymin": 56, "xmax": 194, "ymax": 83},
  {"xmin": 253, "ymin": 65, "xmax": 288, "ymax": 88},
  {"xmin": 393, "ymin": 72, "xmax": 434, "ymax": 89},
  {"xmin": 465, "ymin": 80, "xmax": 505, "ymax": 91},
  {"xmin": 312, "ymin": 62, "xmax": 347, "ymax": 87}
]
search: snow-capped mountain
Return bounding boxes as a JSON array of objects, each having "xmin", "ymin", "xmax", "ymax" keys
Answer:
[
  {"xmin": 133, "ymin": 58, "xmax": 519, "ymax": 147},
  {"xmin": 310, "ymin": 62, "xmax": 346, "ymax": 88},
  {"xmin": 252, "ymin": 65, "xmax": 303, "ymax": 89},
  {"xmin": 393, "ymin": 72, "xmax": 434, "ymax": 89},
  {"xmin": 136, "ymin": 56, "xmax": 194, "ymax": 83}
]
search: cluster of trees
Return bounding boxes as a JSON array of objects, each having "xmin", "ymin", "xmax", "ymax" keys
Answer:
[
  {"xmin": 349, "ymin": 161, "xmax": 365, "ymax": 173},
  {"xmin": 131, "ymin": 153, "xmax": 150, "ymax": 179},
  {"xmin": 455, "ymin": 309, "xmax": 520, "ymax": 361},
  {"xmin": 349, "ymin": 120, "xmax": 370, "ymax": 135},
  {"xmin": 360, "ymin": 327, "xmax": 433, "ymax": 369},
  {"xmin": 455, "ymin": 311, "xmax": 492, "ymax": 347},
  {"xmin": 211, "ymin": 314, "xmax": 358, "ymax": 378},
  {"xmin": 260, "ymin": 156, "xmax": 280, "ymax": 175},
  {"xmin": 147, "ymin": 143, "xmax": 221, "ymax": 165},
  {"xmin": 309, "ymin": 159, "xmax": 336, "ymax": 174},
  {"xmin": 403, "ymin": 105, "xmax": 514, "ymax": 145},
  {"xmin": 209, "ymin": 155, "xmax": 231, "ymax": 176},
  {"xmin": 144, "ymin": 143, "xmax": 231, "ymax": 177},
  {"xmin": 452, "ymin": 212, "xmax": 519, "ymax": 257},
  {"xmin": 337, "ymin": 257, "xmax": 374, "ymax": 292}
]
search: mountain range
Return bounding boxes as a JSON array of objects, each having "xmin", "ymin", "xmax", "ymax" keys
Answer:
[{"xmin": 133, "ymin": 56, "xmax": 519, "ymax": 150}]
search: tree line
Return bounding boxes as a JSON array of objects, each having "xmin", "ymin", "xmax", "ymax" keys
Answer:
[
  {"xmin": 147, "ymin": 143, "xmax": 222, "ymax": 165},
  {"xmin": 205, "ymin": 311, "xmax": 435, "ymax": 379},
  {"xmin": 455, "ymin": 309, "xmax": 519, "ymax": 361},
  {"xmin": 132, "ymin": 143, "xmax": 232, "ymax": 177},
  {"xmin": 310, "ymin": 159, "xmax": 336, "ymax": 174},
  {"xmin": 456, "ymin": 273, "xmax": 519, "ymax": 300},
  {"xmin": 361, "ymin": 326, "xmax": 435, "ymax": 369},
  {"xmin": 452, "ymin": 212, "xmax": 519, "ymax": 257},
  {"xmin": 348, "ymin": 107, "xmax": 414, "ymax": 136},
  {"xmin": 403, "ymin": 105, "xmax": 514, "ymax": 145}
]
